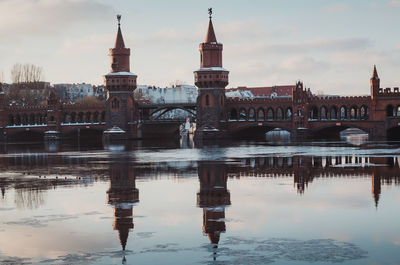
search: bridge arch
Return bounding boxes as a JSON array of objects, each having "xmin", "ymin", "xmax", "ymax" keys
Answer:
[
  {"xmin": 230, "ymin": 123, "xmax": 292, "ymax": 140},
  {"xmin": 311, "ymin": 124, "xmax": 369, "ymax": 139},
  {"xmin": 148, "ymin": 107, "xmax": 196, "ymax": 121}
]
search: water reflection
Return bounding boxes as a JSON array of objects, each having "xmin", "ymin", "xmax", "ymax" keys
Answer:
[
  {"xmin": 1, "ymin": 142, "xmax": 400, "ymax": 264},
  {"xmin": 107, "ymin": 156, "xmax": 139, "ymax": 265},
  {"xmin": 197, "ymin": 162, "xmax": 230, "ymax": 260}
]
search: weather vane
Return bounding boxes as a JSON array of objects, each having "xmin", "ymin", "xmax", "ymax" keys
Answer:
[
  {"xmin": 117, "ymin": 14, "xmax": 121, "ymax": 26},
  {"xmin": 208, "ymin": 8, "xmax": 212, "ymax": 19}
]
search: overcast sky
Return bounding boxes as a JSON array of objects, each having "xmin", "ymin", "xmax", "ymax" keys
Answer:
[{"xmin": 0, "ymin": 0, "xmax": 399, "ymax": 95}]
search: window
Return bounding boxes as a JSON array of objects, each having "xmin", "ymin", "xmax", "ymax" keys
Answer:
[
  {"xmin": 205, "ymin": 95, "xmax": 210, "ymax": 106},
  {"xmin": 111, "ymin": 98, "xmax": 120, "ymax": 109}
]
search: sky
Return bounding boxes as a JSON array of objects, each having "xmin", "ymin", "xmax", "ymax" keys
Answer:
[{"xmin": 0, "ymin": 0, "xmax": 400, "ymax": 95}]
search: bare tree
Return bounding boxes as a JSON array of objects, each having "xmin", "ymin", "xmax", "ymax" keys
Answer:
[
  {"xmin": 0, "ymin": 70, "xmax": 4, "ymax": 84},
  {"xmin": 10, "ymin": 63, "xmax": 23, "ymax": 84},
  {"xmin": 11, "ymin": 63, "xmax": 44, "ymax": 84}
]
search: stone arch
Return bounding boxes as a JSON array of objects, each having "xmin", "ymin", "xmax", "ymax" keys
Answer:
[
  {"xmin": 276, "ymin": 107, "xmax": 284, "ymax": 120},
  {"xmin": 230, "ymin": 108, "xmax": 238, "ymax": 120},
  {"xmin": 285, "ymin": 107, "xmax": 292, "ymax": 120},
  {"xmin": 239, "ymin": 108, "xmax": 247, "ymax": 120},
  {"xmin": 386, "ymin": 104, "xmax": 394, "ymax": 117},
  {"xmin": 248, "ymin": 108, "xmax": 256, "ymax": 121},
  {"xmin": 360, "ymin": 105, "xmax": 368, "ymax": 120},
  {"xmin": 340, "ymin": 106, "xmax": 347, "ymax": 120},
  {"xmin": 267, "ymin": 108, "xmax": 274, "ymax": 121},
  {"xmin": 320, "ymin": 106, "xmax": 328, "ymax": 120},
  {"xmin": 257, "ymin": 108, "xmax": 265, "ymax": 121},
  {"xmin": 330, "ymin": 106, "xmax": 338, "ymax": 120}
]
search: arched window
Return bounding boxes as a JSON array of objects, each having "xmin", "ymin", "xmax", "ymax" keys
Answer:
[
  {"xmin": 86, "ymin": 112, "xmax": 91, "ymax": 123},
  {"xmin": 267, "ymin": 108, "xmax": 274, "ymax": 120},
  {"xmin": 78, "ymin": 112, "xmax": 84, "ymax": 123},
  {"xmin": 386, "ymin": 105, "xmax": 394, "ymax": 117},
  {"xmin": 8, "ymin": 115, "xmax": 14, "ymax": 126},
  {"xmin": 286, "ymin": 108, "xmax": 292, "ymax": 120},
  {"xmin": 276, "ymin": 108, "xmax": 283, "ymax": 120},
  {"xmin": 350, "ymin": 106, "xmax": 358, "ymax": 119},
  {"xmin": 248, "ymin": 108, "xmax": 255, "ymax": 121},
  {"xmin": 340, "ymin": 106, "xmax": 347, "ymax": 120},
  {"xmin": 321, "ymin": 106, "xmax": 327, "ymax": 120},
  {"xmin": 239, "ymin": 108, "xmax": 247, "ymax": 120},
  {"xmin": 397, "ymin": 106, "xmax": 400, "ymax": 117},
  {"xmin": 310, "ymin": 106, "xmax": 318, "ymax": 120},
  {"xmin": 330, "ymin": 107, "xmax": 338, "ymax": 120},
  {"xmin": 111, "ymin": 98, "xmax": 120, "ymax": 109},
  {"xmin": 360, "ymin": 106, "xmax": 368, "ymax": 120},
  {"xmin": 205, "ymin": 95, "xmax": 210, "ymax": 106},
  {"xmin": 257, "ymin": 108, "xmax": 265, "ymax": 121},
  {"xmin": 230, "ymin": 109, "xmax": 238, "ymax": 120}
]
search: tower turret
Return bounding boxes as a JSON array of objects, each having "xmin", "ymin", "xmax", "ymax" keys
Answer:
[
  {"xmin": 370, "ymin": 65, "xmax": 380, "ymax": 99},
  {"xmin": 194, "ymin": 8, "xmax": 229, "ymax": 140},
  {"xmin": 104, "ymin": 15, "xmax": 139, "ymax": 140}
]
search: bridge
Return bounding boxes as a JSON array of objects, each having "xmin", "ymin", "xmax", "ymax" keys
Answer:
[{"xmin": 1, "ymin": 13, "xmax": 400, "ymax": 142}]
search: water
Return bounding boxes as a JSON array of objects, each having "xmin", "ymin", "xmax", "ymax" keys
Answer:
[{"xmin": 0, "ymin": 137, "xmax": 399, "ymax": 265}]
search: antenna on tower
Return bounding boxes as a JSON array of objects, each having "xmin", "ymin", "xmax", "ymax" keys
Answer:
[
  {"xmin": 117, "ymin": 14, "xmax": 121, "ymax": 26},
  {"xmin": 208, "ymin": 8, "xmax": 212, "ymax": 19}
]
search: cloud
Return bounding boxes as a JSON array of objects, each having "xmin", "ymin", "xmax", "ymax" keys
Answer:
[
  {"xmin": 0, "ymin": 0, "xmax": 112, "ymax": 39},
  {"xmin": 388, "ymin": 1, "xmax": 400, "ymax": 7},
  {"xmin": 322, "ymin": 3, "xmax": 349, "ymax": 13}
]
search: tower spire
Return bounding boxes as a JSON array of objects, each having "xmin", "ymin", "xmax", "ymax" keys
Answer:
[
  {"xmin": 114, "ymin": 14, "xmax": 126, "ymax": 49},
  {"xmin": 372, "ymin": 65, "xmax": 379, "ymax": 79},
  {"xmin": 205, "ymin": 8, "xmax": 217, "ymax": 43}
]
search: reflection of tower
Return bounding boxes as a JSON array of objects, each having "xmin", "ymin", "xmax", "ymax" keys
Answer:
[
  {"xmin": 197, "ymin": 162, "xmax": 230, "ymax": 250},
  {"xmin": 293, "ymin": 156, "xmax": 313, "ymax": 194},
  {"xmin": 107, "ymin": 159, "xmax": 139, "ymax": 251},
  {"xmin": 371, "ymin": 172, "xmax": 381, "ymax": 208}
]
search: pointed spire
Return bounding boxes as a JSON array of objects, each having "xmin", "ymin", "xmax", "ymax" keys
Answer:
[
  {"xmin": 205, "ymin": 8, "xmax": 217, "ymax": 43},
  {"xmin": 114, "ymin": 14, "xmax": 126, "ymax": 49},
  {"xmin": 372, "ymin": 65, "xmax": 379, "ymax": 79}
]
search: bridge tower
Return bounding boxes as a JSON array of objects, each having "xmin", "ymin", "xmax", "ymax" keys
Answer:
[
  {"xmin": 194, "ymin": 9, "xmax": 229, "ymax": 140},
  {"xmin": 103, "ymin": 15, "xmax": 138, "ymax": 140}
]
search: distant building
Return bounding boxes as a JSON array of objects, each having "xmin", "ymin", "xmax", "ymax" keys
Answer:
[
  {"xmin": 5, "ymin": 81, "xmax": 52, "ymax": 106},
  {"xmin": 134, "ymin": 85, "xmax": 197, "ymax": 104},
  {"xmin": 227, "ymin": 85, "xmax": 295, "ymax": 99},
  {"xmin": 53, "ymin": 83, "xmax": 95, "ymax": 103}
]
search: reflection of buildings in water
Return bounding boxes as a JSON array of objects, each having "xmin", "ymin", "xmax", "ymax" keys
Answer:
[
  {"xmin": 197, "ymin": 162, "xmax": 230, "ymax": 258},
  {"xmin": 228, "ymin": 156, "xmax": 400, "ymax": 207},
  {"xmin": 107, "ymin": 160, "xmax": 139, "ymax": 251}
]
